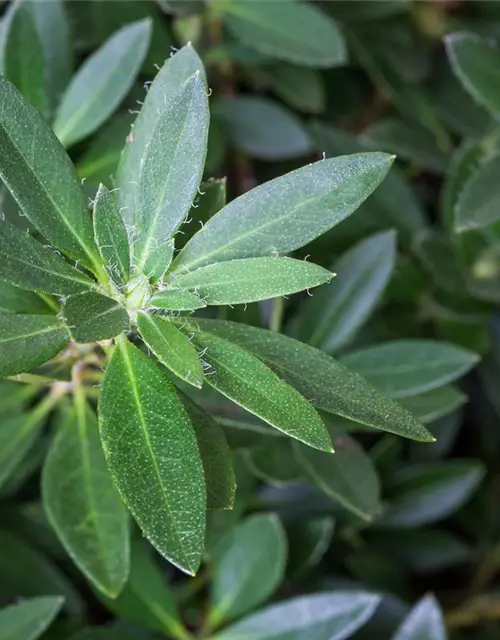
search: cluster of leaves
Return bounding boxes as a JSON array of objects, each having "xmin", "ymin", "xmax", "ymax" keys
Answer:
[{"xmin": 2, "ymin": 1, "xmax": 500, "ymax": 639}]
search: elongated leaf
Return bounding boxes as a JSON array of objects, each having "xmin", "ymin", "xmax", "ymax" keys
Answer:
[
  {"xmin": 258, "ymin": 64, "xmax": 326, "ymax": 114},
  {"xmin": 391, "ymin": 595, "xmax": 445, "ymax": 640},
  {"xmin": 172, "ymin": 153, "xmax": 393, "ymax": 274},
  {"xmin": 185, "ymin": 319, "xmax": 434, "ymax": 442},
  {"xmin": 341, "ymin": 340, "xmax": 480, "ymax": 399},
  {"xmin": 216, "ymin": 0, "xmax": 346, "ymax": 68},
  {"xmin": 188, "ymin": 330, "xmax": 332, "ymax": 452},
  {"xmin": 246, "ymin": 439, "xmax": 302, "ymax": 486},
  {"xmin": 288, "ymin": 517, "xmax": 335, "ymax": 579},
  {"xmin": 99, "ymin": 336, "xmax": 206, "ymax": 574},
  {"xmin": 63, "ymin": 291, "xmax": 129, "ymax": 343},
  {"xmin": 42, "ymin": 397, "xmax": 129, "ymax": 598},
  {"xmin": 0, "ymin": 221, "xmax": 92, "ymax": 295},
  {"xmin": 445, "ymin": 32, "xmax": 500, "ymax": 120},
  {"xmin": 0, "ymin": 77, "xmax": 100, "ymax": 270},
  {"xmin": 138, "ymin": 313, "xmax": 204, "ymax": 388},
  {"xmin": 175, "ymin": 257, "xmax": 333, "ymax": 305},
  {"xmin": 0, "ymin": 596, "xmax": 64, "ymax": 640},
  {"xmin": 0, "ymin": 281, "xmax": 50, "ymax": 314},
  {"xmin": 400, "ymin": 386, "xmax": 466, "ymax": 424},
  {"xmin": 210, "ymin": 514, "xmax": 287, "ymax": 626},
  {"xmin": 54, "ymin": 20, "xmax": 151, "ymax": 147},
  {"xmin": 1, "ymin": 1, "xmax": 47, "ymax": 117},
  {"xmin": 0, "ymin": 314, "xmax": 69, "ymax": 378},
  {"xmin": 455, "ymin": 152, "xmax": 500, "ymax": 231},
  {"xmin": 93, "ymin": 184, "xmax": 130, "ymax": 285},
  {"xmin": 178, "ymin": 178, "xmax": 227, "ymax": 250},
  {"xmin": 213, "ymin": 592, "xmax": 380, "ymax": 640},
  {"xmin": 293, "ymin": 230, "xmax": 396, "ymax": 352},
  {"xmin": 144, "ymin": 239, "xmax": 174, "ymax": 284},
  {"xmin": 148, "ymin": 287, "xmax": 207, "ymax": 311}
]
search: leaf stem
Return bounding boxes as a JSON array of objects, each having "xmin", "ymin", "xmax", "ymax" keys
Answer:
[{"xmin": 269, "ymin": 297, "xmax": 285, "ymax": 333}]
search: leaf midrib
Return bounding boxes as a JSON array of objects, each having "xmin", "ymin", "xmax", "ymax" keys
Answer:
[{"xmin": 0, "ymin": 322, "xmax": 66, "ymax": 345}]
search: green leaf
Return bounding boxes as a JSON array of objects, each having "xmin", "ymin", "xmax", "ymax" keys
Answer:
[
  {"xmin": 93, "ymin": 184, "xmax": 131, "ymax": 285},
  {"xmin": 216, "ymin": 0, "xmax": 347, "ymax": 68},
  {"xmin": 138, "ymin": 313, "xmax": 204, "ymax": 388},
  {"xmin": 42, "ymin": 395, "xmax": 129, "ymax": 598},
  {"xmin": 214, "ymin": 96, "xmax": 312, "ymax": 160},
  {"xmin": 172, "ymin": 153, "xmax": 394, "ymax": 274},
  {"xmin": 0, "ymin": 596, "xmax": 64, "ymax": 640},
  {"xmin": 413, "ymin": 230, "xmax": 464, "ymax": 293},
  {"xmin": 186, "ymin": 329, "xmax": 332, "ymax": 452},
  {"xmin": 148, "ymin": 288, "xmax": 207, "ymax": 311},
  {"xmin": 376, "ymin": 460, "xmax": 485, "ymax": 528},
  {"xmin": 400, "ymin": 386, "xmax": 467, "ymax": 424},
  {"xmin": 63, "ymin": 291, "xmax": 129, "ymax": 343},
  {"xmin": 0, "ymin": 281, "xmax": 50, "ymax": 314},
  {"xmin": 1, "ymin": 1, "xmax": 48, "ymax": 117},
  {"xmin": 99, "ymin": 335, "xmax": 206, "ymax": 575},
  {"xmin": 455, "ymin": 152, "xmax": 500, "ymax": 231},
  {"xmin": 0, "ymin": 77, "xmax": 101, "ymax": 271},
  {"xmin": 341, "ymin": 340, "xmax": 480, "ymax": 399},
  {"xmin": 287, "ymin": 517, "xmax": 335, "ymax": 579},
  {"xmin": 245, "ymin": 440, "xmax": 303, "ymax": 486},
  {"xmin": 174, "ymin": 257, "xmax": 333, "ymax": 305},
  {"xmin": 54, "ymin": 19, "xmax": 152, "ymax": 147},
  {"xmin": 0, "ymin": 314, "xmax": 69, "ymax": 378},
  {"xmin": 293, "ymin": 423, "xmax": 382, "ymax": 521},
  {"xmin": 292, "ymin": 230, "xmax": 396, "ymax": 352},
  {"xmin": 0, "ymin": 222, "xmax": 92, "ymax": 296},
  {"xmin": 391, "ymin": 595, "xmax": 445, "ymax": 640},
  {"xmin": 69, "ymin": 629, "xmax": 139, "ymax": 640},
  {"xmin": 187, "ymin": 319, "xmax": 434, "ymax": 442},
  {"xmin": 213, "ymin": 591, "xmax": 380, "ymax": 640},
  {"xmin": 445, "ymin": 32, "xmax": 500, "ymax": 120},
  {"xmin": 177, "ymin": 178, "xmax": 227, "ymax": 251},
  {"xmin": 256, "ymin": 64, "xmax": 326, "ymax": 114},
  {"xmin": 143, "ymin": 239, "xmax": 175, "ymax": 284},
  {"xmin": 209, "ymin": 514, "xmax": 287, "ymax": 626}
]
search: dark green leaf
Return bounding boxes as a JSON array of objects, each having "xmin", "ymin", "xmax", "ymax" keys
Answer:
[
  {"xmin": 257, "ymin": 64, "xmax": 326, "ymax": 114},
  {"xmin": 0, "ymin": 596, "xmax": 64, "ymax": 640},
  {"xmin": 0, "ymin": 281, "xmax": 50, "ymax": 314},
  {"xmin": 209, "ymin": 514, "xmax": 287, "ymax": 626},
  {"xmin": 54, "ymin": 19, "xmax": 152, "ymax": 147},
  {"xmin": 70, "ymin": 629, "xmax": 139, "ymax": 640},
  {"xmin": 341, "ymin": 340, "xmax": 480, "ymax": 398},
  {"xmin": 413, "ymin": 230, "xmax": 464, "ymax": 293},
  {"xmin": 287, "ymin": 517, "xmax": 335, "ymax": 579},
  {"xmin": 455, "ymin": 152, "xmax": 500, "ymax": 231},
  {"xmin": 99, "ymin": 336, "xmax": 206, "ymax": 575},
  {"xmin": 63, "ymin": 291, "xmax": 129, "ymax": 343},
  {"xmin": 391, "ymin": 595, "xmax": 445, "ymax": 640},
  {"xmin": 0, "ymin": 314, "xmax": 69, "ymax": 378},
  {"xmin": 148, "ymin": 288, "xmax": 207, "ymax": 311},
  {"xmin": 178, "ymin": 178, "xmax": 227, "ymax": 250},
  {"xmin": 138, "ymin": 313, "xmax": 204, "ymax": 388},
  {"xmin": 400, "ymin": 386, "xmax": 467, "ymax": 424},
  {"xmin": 245, "ymin": 439, "xmax": 303, "ymax": 486},
  {"xmin": 172, "ymin": 153, "xmax": 394, "ymax": 274}
]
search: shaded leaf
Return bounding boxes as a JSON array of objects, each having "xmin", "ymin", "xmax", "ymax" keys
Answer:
[
  {"xmin": 0, "ymin": 596, "xmax": 64, "ymax": 640},
  {"xmin": 391, "ymin": 595, "xmax": 445, "ymax": 640},
  {"xmin": 257, "ymin": 64, "xmax": 326, "ymax": 114},
  {"xmin": 63, "ymin": 291, "xmax": 129, "ymax": 343},
  {"xmin": 455, "ymin": 152, "xmax": 500, "ymax": 231},
  {"xmin": 287, "ymin": 517, "xmax": 335, "ymax": 579},
  {"xmin": 178, "ymin": 178, "xmax": 227, "ymax": 250},
  {"xmin": 400, "ymin": 386, "xmax": 467, "ymax": 424},
  {"xmin": 0, "ymin": 281, "xmax": 50, "ymax": 315},
  {"xmin": 246, "ymin": 439, "xmax": 303, "ymax": 486}
]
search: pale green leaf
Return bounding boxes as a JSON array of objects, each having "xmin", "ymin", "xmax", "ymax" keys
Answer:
[
  {"xmin": 391, "ymin": 595, "xmax": 445, "ymax": 640},
  {"xmin": 148, "ymin": 287, "xmax": 207, "ymax": 311},
  {"xmin": 0, "ymin": 314, "xmax": 69, "ymax": 378},
  {"xmin": 174, "ymin": 257, "xmax": 333, "ymax": 305},
  {"xmin": 187, "ymin": 319, "xmax": 434, "ymax": 442},
  {"xmin": 210, "ymin": 514, "xmax": 287, "ymax": 626},
  {"xmin": 0, "ymin": 221, "xmax": 92, "ymax": 295},
  {"xmin": 42, "ymin": 397, "xmax": 129, "ymax": 598},
  {"xmin": 186, "ymin": 329, "xmax": 332, "ymax": 452},
  {"xmin": 216, "ymin": 0, "xmax": 347, "ymax": 68},
  {"xmin": 99, "ymin": 335, "xmax": 206, "ymax": 575},
  {"xmin": 0, "ymin": 596, "xmax": 64, "ymax": 640},
  {"xmin": 0, "ymin": 281, "xmax": 50, "ymax": 314},
  {"xmin": 455, "ymin": 152, "xmax": 500, "ymax": 231},
  {"xmin": 93, "ymin": 184, "xmax": 131, "ymax": 285},
  {"xmin": 138, "ymin": 313, "xmax": 204, "ymax": 388},
  {"xmin": 54, "ymin": 19, "xmax": 152, "ymax": 147},
  {"xmin": 143, "ymin": 239, "xmax": 174, "ymax": 284},
  {"xmin": 63, "ymin": 291, "xmax": 129, "ymax": 343},
  {"xmin": 341, "ymin": 340, "xmax": 480, "ymax": 399},
  {"xmin": 172, "ymin": 153, "xmax": 394, "ymax": 274},
  {"xmin": 400, "ymin": 386, "xmax": 467, "ymax": 424},
  {"xmin": 177, "ymin": 178, "xmax": 227, "ymax": 250},
  {"xmin": 0, "ymin": 77, "xmax": 101, "ymax": 271},
  {"xmin": 213, "ymin": 592, "xmax": 380, "ymax": 640}
]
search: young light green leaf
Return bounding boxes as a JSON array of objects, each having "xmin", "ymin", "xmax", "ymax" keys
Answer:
[
  {"xmin": 0, "ymin": 596, "xmax": 64, "ymax": 640},
  {"xmin": 99, "ymin": 336, "xmax": 206, "ymax": 575},
  {"xmin": 400, "ymin": 386, "xmax": 467, "ymax": 424},
  {"xmin": 391, "ymin": 595, "xmax": 445, "ymax": 640},
  {"xmin": 172, "ymin": 153, "xmax": 394, "ymax": 274},
  {"xmin": 54, "ymin": 19, "xmax": 152, "ymax": 147},
  {"xmin": 0, "ymin": 222, "xmax": 92, "ymax": 296},
  {"xmin": 341, "ymin": 340, "xmax": 480, "ymax": 399},
  {"xmin": 455, "ymin": 152, "xmax": 500, "ymax": 231},
  {"xmin": 42, "ymin": 397, "xmax": 129, "ymax": 598},
  {"xmin": 143, "ymin": 239, "xmax": 174, "ymax": 284},
  {"xmin": 187, "ymin": 319, "xmax": 434, "ymax": 442},
  {"xmin": 187, "ymin": 329, "xmax": 332, "ymax": 452},
  {"xmin": 174, "ymin": 257, "xmax": 333, "ymax": 305},
  {"xmin": 0, "ymin": 77, "xmax": 101, "ymax": 271},
  {"xmin": 214, "ymin": 96, "xmax": 312, "ymax": 160},
  {"xmin": 257, "ymin": 64, "xmax": 326, "ymax": 114},
  {"xmin": 209, "ymin": 514, "xmax": 287, "ymax": 626},
  {"xmin": 93, "ymin": 184, "xmax": 131, "ymax": 285},
  {"xmin": 0, "ymin": 281, "xmax": 50, "ymax": 314},
  {"xmin": 0, "ymin": 314, "xmax": 69, "ymax": 378},
  {"xmin": 213, "ymin": 592, "xmax": 380, "ymax": 640},
  {"xmin": 138, "ymin": 313, "xmax": 204, "ymax": 388},
  {"xmin": 445, "ymin": 32, "xmax": 500, "ymax": 120},
  {"xmin": 148, "ymin": 288, "xmax": 207, "ymax": 311},
  {"xmin": 63, "ymin": 291, "xmax": 129, "ymax": 343},
  {"xmin": 216, "ymin": 0, "xmax": 347, "ymax": 68},
  {"xmin": 292, "ymin": 230, "xmax": 396, "ymax": 352}
]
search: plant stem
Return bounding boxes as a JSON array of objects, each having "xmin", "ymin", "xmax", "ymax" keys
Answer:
[{"xmin": 270, "ymin": 297, "xmax": 285, "ymax": 333}]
